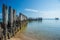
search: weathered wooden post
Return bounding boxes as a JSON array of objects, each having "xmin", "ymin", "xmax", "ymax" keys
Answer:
[
  {"xmin": 19, "ymin": 13, "xmax": 21, "ymax": 29},
  {"xmin": 0, "ymin": 24, "xmax": 3, "ymax": 40},
  {"xmin": 2, "ymin": 4, "xmax": 8, "ymax": 40},
  {"xmin": 8, "ymin": 6, "xmax": 13, "ymax": 37},
  {"xmin": 13, "ymin": 9, "xmax": 16, "ymax": 36},
  {"xmin": 16, "ymin": 15, "xmax": 19, "ymax": 32}
]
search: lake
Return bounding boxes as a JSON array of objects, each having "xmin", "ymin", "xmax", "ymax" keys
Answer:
[{"xmin": 21, "ymin": 20, "xmax": 60, "ymax": 40}]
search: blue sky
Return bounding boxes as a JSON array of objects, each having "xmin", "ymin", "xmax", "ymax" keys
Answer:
[{"xmin": 0, "ymin": 0, "xmax": 60, "ymax": 18}]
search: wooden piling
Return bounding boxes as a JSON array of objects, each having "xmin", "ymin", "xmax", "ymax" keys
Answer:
[
  {"xmin": 13, "ymin": 9, "xmax": 16, "ymax": 36},
  {"xmin": 2, "ymin": 4, "xmax": 8, "ymax": 40},
  {"xmin": 2, "ymin": 4, "xmax": 28, "ymax": 40},
  {"xmin": 8, "ymin": 6, "xmax": 13, "ymax": 38}
]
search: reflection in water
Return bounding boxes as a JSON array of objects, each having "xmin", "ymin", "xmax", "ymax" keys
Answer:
[
  {"xmin": 37, "ymin": 20, "xmax": 42, "ymax": 23},
  {"xmin": 20, "ymin": 20, "xmax": 60, "ymax": 40},
  {"xmin": 28, "ymin": 20, "xmax": 42, "ymax": 23},
  {"xmin": 20, "ymin": 21, "xmax": 28, "ymax": 32}
]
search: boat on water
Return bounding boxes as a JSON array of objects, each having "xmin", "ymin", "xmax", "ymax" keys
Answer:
[{"xmin": 55, "ymin": 18, "xmax": 59, "ymax": 20}]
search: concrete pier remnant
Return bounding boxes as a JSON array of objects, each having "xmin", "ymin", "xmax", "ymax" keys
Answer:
[
  {"xmin": 19, "ymin": 13, "xmax": 27, "ymax": 21},
  {"xmin": 19, "ymin": 13, "xmax": 27, "ymax": 29},
  {"xmin": 8, "ymin": 6, "xmax": 13, "ymax": 38},
  {"xmin": 2, "ymin": 4, "xmax": 8, "ymax": 40}
]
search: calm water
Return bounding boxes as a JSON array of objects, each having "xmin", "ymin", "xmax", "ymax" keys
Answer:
[{"xmin": 21, "ymin": 20, "xmax": 60, "ymax": 40}]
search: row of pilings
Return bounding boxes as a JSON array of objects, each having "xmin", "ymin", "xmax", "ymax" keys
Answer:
[{"xmin": 0, "ymin": 4, "xmax": 27, "ymax": 40}]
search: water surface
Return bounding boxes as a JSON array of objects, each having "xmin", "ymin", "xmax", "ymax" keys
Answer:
[{"xmin": 21, "ymin": 20, "xmax": 60, "ymax": 40}]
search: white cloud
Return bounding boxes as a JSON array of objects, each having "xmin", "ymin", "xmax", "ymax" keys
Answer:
[
  {"xmin": 25, "ymin": 8, "xmax": 60, "ymax": 18},
  {"xmin": 39, "ymin": 10, "xmax": 60, "ymax": 18},
  {"xmin": 25, "ymin": 8, "xmax": 39, "ymax": 13},
  {"xmin": 25, "ymin": 8, "xmax": 60, "ymax": 14},
  {"xmin": 40, "ymin": 10, "xmax": 60, "ymax": 14}
]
